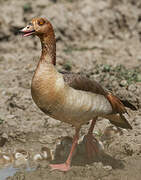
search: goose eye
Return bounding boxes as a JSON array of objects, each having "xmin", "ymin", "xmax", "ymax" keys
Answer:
[{"xmin": 38, "ymin": 19, "xmax": 45, "ymax": 26}]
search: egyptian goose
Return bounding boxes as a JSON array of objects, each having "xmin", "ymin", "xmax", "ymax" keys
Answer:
[{"xmin": 20, "ymin": 17, "xmax": 136, "ymax": 171}]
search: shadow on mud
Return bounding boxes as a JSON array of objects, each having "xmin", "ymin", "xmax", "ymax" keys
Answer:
[{"xmin": 51, "ymin": 151, "xmax": 125, "ymax": 170}]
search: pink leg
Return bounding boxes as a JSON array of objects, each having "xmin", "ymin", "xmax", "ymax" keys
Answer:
[
  {"xmin": 84, "ymin": 117, "xmax": 99, "ymax": 160},
  {"xmin": 49, "ymin": 128, "xmax": 80, "ymax": 172}
]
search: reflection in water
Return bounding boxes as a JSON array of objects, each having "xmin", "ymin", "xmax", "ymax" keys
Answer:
[
  {"xmin": 0, "ymin": 147, "xmax": 52, "ymax": 180},
  {"xmin": 0, "ymin": 166, "xmax": 19, "ymax": 180},
  {"xmin": 0, "ymin": 163, "xmax": 36, "ymax": 180}
]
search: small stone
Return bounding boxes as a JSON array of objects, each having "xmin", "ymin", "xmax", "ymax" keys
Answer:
[
  {"xmin": 7, "ymin": 115, "xmax": 16, "ymax": 119},
  {"xmin": 128, "ymin": 84, "xmax": 136, "ymax": 92},
  {"xmin": 2, "ymin": 91, "xmax": 6, "ymax": 95},
  {"xmin": 112, "ymin": 81, "xmax": 118, "ymax": 87},
  {"xmin": 9, "ymin": 132, "xmax": 15, "ymax": 138},
  {"xmin": 137, "ymin": 55, "xmax": 141, "ymax": 61},
  {"xmin": 94, "ymin": 162, "xmax": 103, "ymax": 169},
  {"xmin": 120, "ymin": 80, "xmax": 127, "ymax": 87},
  {"xmin": 103, "ymin": 165, "xmax": 112, "ymax": 171},
  {"xmin": 7, "ymin": 119, "xmax": 17, "ymax": 127},
  {"xmin": 2, "ymin": 133, "xmax": 8, "ymax": 140}
]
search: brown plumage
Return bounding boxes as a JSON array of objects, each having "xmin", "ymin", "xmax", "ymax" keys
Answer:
[
  {"xmin": 62, "ymin": 71, "xmax": 135, "ymax": 129},
  {"xmin": 62, "ymin": 72, "xmax": 107, "ymax": 96},
  {"xmin": 20, "ymin": 17, "xmax": 136, "ymax": 171}
]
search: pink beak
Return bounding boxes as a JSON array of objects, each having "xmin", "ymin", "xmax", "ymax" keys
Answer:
[{"xmin": 20, "ymin": 25, "xmax": 35, "ymax": 37}]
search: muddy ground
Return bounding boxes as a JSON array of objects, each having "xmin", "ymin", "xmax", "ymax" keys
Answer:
[{"xmin": 0, "ymin": 0, "xmax": 141, "ymax": 179}]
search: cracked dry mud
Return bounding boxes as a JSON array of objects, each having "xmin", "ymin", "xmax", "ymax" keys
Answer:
[{"xmin": 0, "ymin": 0, "xmax": 141, "ymax": 179}]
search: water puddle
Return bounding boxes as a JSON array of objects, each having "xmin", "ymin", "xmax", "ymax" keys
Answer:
[
  {"xmin": 0, "ymin": 166, "xmax": 18, "ymax": 180},
  {"xmin": 0, "ymin": 146, "xmax": 52, "ymax": 179},
  {"xmin": 0, "ymin": 163, "xmax": 36, "ymax": 180}
]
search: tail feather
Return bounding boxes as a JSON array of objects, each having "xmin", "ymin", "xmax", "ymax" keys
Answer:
[
  {"xmin": 106, "ymin": 93, "xmax": 127, "ymax": 114},
  {"xmin": 121, "ymin": 100, "xmax": 137, "ymax": 111},
  {"xmin": 105, "ymin": 114, "xmax": 132, "ymax": 129},
  {"xmin": 106, "ymin": 93, "xmax": 133, "ymax": 129}
]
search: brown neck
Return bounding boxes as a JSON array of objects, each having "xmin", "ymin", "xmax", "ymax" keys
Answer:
[{"xmin": 39, "ymin": 29, "xmax": 56, "ymax": 65}]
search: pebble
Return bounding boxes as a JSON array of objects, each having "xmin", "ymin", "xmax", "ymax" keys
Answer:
[
  {"xmin": 120, "ymin": 80, "xmax": 127, "ymax": 87},
  {"xmin": 94, "ymin": 162, "xmax": 103, "ymax": 169},
  {"xmin": 137, "ymin": 55, "xmax": 141, "ymax": 61},
  {"xmin": 112, "ymin": 80, "xmax": 118, "ymax": 87},
  {"xmin": 103, "ymin": 165, "xmax": 112, "ymax": 171},
  {"xmin": 6, "ymin": 115, "xmax": 16, "ymax": 119},
  {"xmin": 6, "ymin": 119, "xmax": 17, "ymax": 127},
  {"xmin": 2, "ymin": 133, "xmax": 8, "ymax": 140},
  {"xmin": 128, "ymin": 84, "xmax": 136, "ymax": 92},
  {"xmin": 47, "ymin": 119, "xmax": 61, "ymax": 127}
]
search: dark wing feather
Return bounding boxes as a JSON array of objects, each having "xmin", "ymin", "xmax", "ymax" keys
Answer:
[
  {"xmin": 121, "ymin": 100, "xmax": 137, "ymax": 111},
  {"xmin": 61, "ymin": 71, "xmax": 136, "ymax": 129},
  {"xmin": 61, "ymin": 71, "xmax": 137, "ymax": 111},
  {"xmin": 61, "ymin": 71, "xmax": 107, "ymax": 96}
]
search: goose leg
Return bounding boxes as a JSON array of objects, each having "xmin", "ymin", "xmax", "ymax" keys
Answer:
[
  {"xmin": 84, "ymin": 117, "xmax": 98, "ymax": 160},
  {"xmin": 49, "ymin": 128, "xmax": 80, "ymax": 172}
]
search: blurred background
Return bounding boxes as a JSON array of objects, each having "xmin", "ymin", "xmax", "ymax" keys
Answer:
[{"xmin": 0, "ymin": 0, "xmax": 141, "ymax": 179}]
